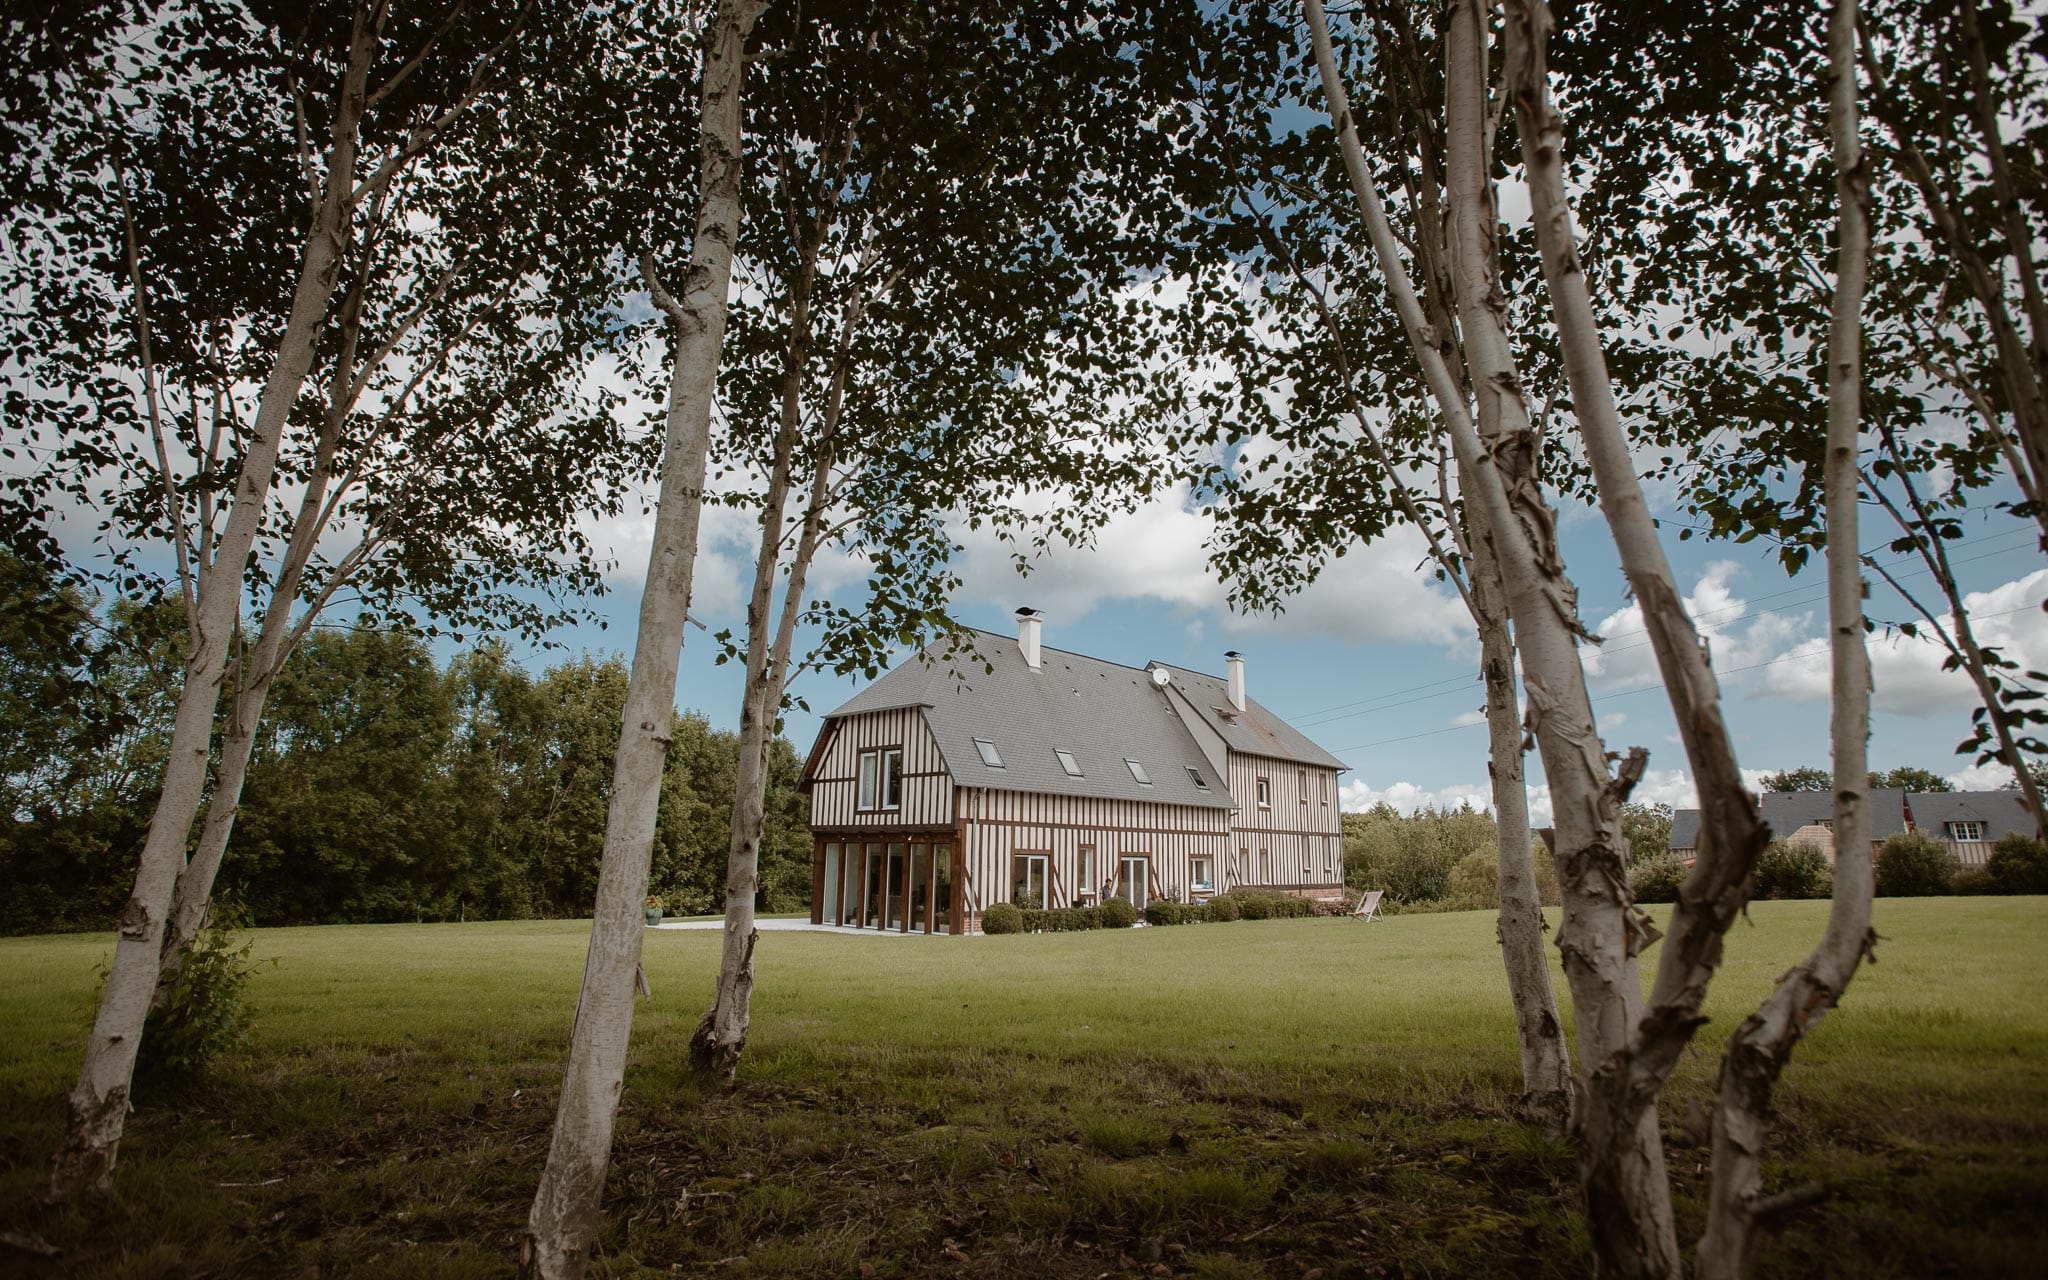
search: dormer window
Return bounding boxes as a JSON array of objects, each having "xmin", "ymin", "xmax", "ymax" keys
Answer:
[
  {"xmin": 1125, "ymin": 758, "xmax": 1152, "ymax": 785},
  {"xmin": 974, "ymin": 738, "xmax": 1004, "ymax": 768},
  {"xmin": 1187, "ymin": 767, "xmax": 1210, "ymax": 790},
  {"xmin": 1950, "ymin": 820, "xmax": 1984, "ymax": 842},
  {"xmin": 1055, "ymin": 749, "xmax": 1083, "ymax": 777}
]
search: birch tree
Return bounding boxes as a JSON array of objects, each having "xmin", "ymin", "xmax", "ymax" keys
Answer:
[
  {"xmin": 3, "ymin": 0, "xmax": 630, "ymax": 1200},
  {"xmin": 1299, "ymin": 0, "xmax": 1880, "ymax": 1271},
  {"xmin": 1183, "ymin": 0, "xmax": 1576, "ymax": 1128},
  {"xmin": 1697, "ymin": 2, "xmax": 1876, "ymax": 1267},
  {"xmin": 523, "ymin": 0, "xmax": 768, "ymax": 1273},
  {"xmin": 685, "ymin": 0, "xmax": 1214, "ymax": 1083}
]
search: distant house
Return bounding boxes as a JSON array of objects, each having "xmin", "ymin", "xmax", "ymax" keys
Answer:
[
  {"xmin": 1907, "ymin": 791, "xmax": 2033, "ymax": 867},
  {"xmin": 798, "ymin": 610, "xmax": 1348, "ymax": 934},
  {"xmin": 1668, "ymin": 787, "xmax": 2032, "ymax": 869}
]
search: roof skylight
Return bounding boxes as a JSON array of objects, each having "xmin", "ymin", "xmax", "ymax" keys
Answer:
[
  {"xmin": 1187, "ymin": 767, "xmax": 1209, "ymax": 790},
  {"xmin": 1126, "ymin": 758, "xmax": 1152, "ymax": 785},
  {"xmin": 1056, "ymin": 749, "xmax": 1083, "ymax": 777},
  {"xmin": 974, "ymin": 738, "xmax": 1004, "ymax": 768}
]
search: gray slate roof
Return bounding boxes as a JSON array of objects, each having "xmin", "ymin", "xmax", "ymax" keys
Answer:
[
  {"xmin": 1908, "ymin": 790, "xmax": 2033, "ymax": 843},
  {"xmin": 1670, "ymin": 788, "xmax": 1913, "ymax": 851},
  {"xmin": 821, "ymin": 630, "xmax": 1240, "ymax": 809},
  {"xmin": 1151, "ymin": 663, "xmax": 1349, "ymax": 771}
]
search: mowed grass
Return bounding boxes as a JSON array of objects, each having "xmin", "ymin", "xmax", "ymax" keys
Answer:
[{"xmin": 1, "ymin": 898, "xmax": 2044, "ymax": 1278}]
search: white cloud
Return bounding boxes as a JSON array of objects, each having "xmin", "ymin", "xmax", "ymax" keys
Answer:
[
  {"xmin": 1947, "ymin": 760, "xmax": 2021, "ymax": 790},
  {"xmin": 1757, "ymin": 569, "xmax": 2048, "ymax": 716},
  {"xmin": 1583, "ymin": 561, "xmax": 1809, "ymax": 692},
  {"xmin": 949, "ymin": 482, "xmax": 1469, "ymax": 647},
  {"xmin": 1450, "ymin": 709, "xmax": 1488, "ymax": 728},
  {"xmin": 1599, "ymin": 711, "xmax": 1629, "ymax": 731}
]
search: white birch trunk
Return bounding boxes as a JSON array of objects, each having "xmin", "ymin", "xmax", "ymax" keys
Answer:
[
  {"xmin": 693, "ymin": 260, "xmax": 864, "ymax": 1083},
  {"xmin": 1695, "ymin": 3, "xmax": 1877, "ymax": 1271},
  {"xmin": 521, "ymin": 2, "xmax": 765, "ymax": 1274},
  {"xmin": 1468, "ymin": 519, "xmax": 1573, "ymax": 1130},
  {"xmin": 46, "ymin": 13, "xmax": 375, "ymax": 1199},
  {"xmin": 1439, "ymin": 8, "xmax": 1678, "ymax": 1268}
]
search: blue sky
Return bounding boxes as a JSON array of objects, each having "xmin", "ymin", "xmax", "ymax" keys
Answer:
[{"xmin": 531, "ymin": 463, "xmax": 2048, "ymax": 824}]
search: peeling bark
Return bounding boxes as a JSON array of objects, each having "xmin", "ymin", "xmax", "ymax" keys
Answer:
[
  {"xmin": 522, "ymin": 1, "xmax": 767, "ymax": 1274},
  {"xmin": 1696, "ymin": 2, "xmax": 1877, "ymax": 1271}
]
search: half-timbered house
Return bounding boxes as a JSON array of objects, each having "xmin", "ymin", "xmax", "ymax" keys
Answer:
[{"xmin": 800, "ymin": 609, "xmax": 1348, "ymax": 934}]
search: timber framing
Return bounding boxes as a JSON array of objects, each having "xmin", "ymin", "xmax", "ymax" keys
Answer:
[{"xmin": 800, "ymin": 621, "xmax": 1352, "ymax": 933}]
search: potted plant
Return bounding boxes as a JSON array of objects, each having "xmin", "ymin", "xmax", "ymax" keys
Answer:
[{"xmin": 644, "ymin": 896, "xmax": 663, "ymax": 927}]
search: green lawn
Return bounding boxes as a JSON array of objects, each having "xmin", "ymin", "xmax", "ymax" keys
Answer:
[{"xmin": 2, "ymin": 899, "xmax": 2044, "ymax": 1277}]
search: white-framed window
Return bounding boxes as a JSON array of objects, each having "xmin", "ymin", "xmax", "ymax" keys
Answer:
[
  {"xmin": 1126, "ymin": 758, "xmax": 1152, "ymax": 785},
  {"xmin": 1256, "ymin": 776, "xmax": 1271, "ymax": 808},
  {"xmin": 1055, "ymin": 748, "xmax": 1082, "ymax": 777},
  {"xmin": 1258, "ymin": 848, "xmax": 1272, "ymax": 882},
  {"xmin": 857, "ymin": 747, "xmax": 903, "ymax": 812},
  {"xmin": 1298, "ymin": 768, "xmax": 1308, "ymax": 803},
  {"xmin": 974, "ymin": 737, "xmax": 1004, "ymax": 768},
  {"xmin": 1186, "ymin": 766, "xmax": 1209, "ymax": 790},
  {"xmin": 1012, "ymin": 853, "xmax": 1048, "ymax": 909},
  {"xmin": 1077, "ymin": 845, "xmax": 1095, "ymax": 899},
  {"xmin": 1321, "ymin": 772, "xmax": 1330, "ymax": 805},
  {"xmin": 1190, "ymin": 855, "xmax": 1215, "ymax": 892},
  {"xmin": 1949, "ymin": 820, "xmax": 1984, "ymax": 842}
]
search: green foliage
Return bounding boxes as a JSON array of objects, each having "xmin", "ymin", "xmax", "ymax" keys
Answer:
[
  {"xmin": 1760, "ymin": 768, "xmax": 1833, "ymax": 794},
  {"xmin": 1144, "ymin": 900, "xmax": 1204, "ymax": 926},
  {"xmin": 1342, "ymin": 804, "xmax": 1499, "ymax": 906},
  {"xmin": 1872, "ymin": 767, "xmax": 1953, "ymax": 792},
  {"xmin": 1017, "ymin": 906, "xmax": 1104, "ymax": 933},
  {"xmin": 1752, "ymin": 841, "xmax": 1833, "ymax": 901},
  {"xmin": 1877, "ymin": 832, "xmax": 1960, "ymax": 898},
  {"xmin": 3, "ymin": 628, "xmax": 812, "ymax": 934},
  {"xmin": 1620, "ymin": 803, "xmax": 1672, "ymax": 866},
  {"xmin": 981, "ymin": 902, "xmax": 1023, "ymax": 935},
  {"xmin": 1099, "ymin": 896, "xmax": 1138, "ymax": 929},
  {"xmin": 1628, "ymin": 855, "xmax": 1689, "ymax": 905},
  {"xmin": 1204, "ymin": 894, "xmax": 1241, "ymax": 922},
  {"xmin": 138, "ymin": 902, "xmax": 264, "ymax": 1091},
  {"xmin": 1986, "ymin": 834, "xmax": 2048, "ymax": 895}
]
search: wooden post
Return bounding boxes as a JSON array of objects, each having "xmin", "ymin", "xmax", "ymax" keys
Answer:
[{"xmin": 810, "ymin": 837, "xmax": 825, "ymax": 925}]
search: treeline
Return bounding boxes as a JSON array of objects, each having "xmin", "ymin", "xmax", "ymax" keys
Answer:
[
  {"xmin": 0, "ymin": 567, "xmax": 809, "ymax": 934},
  {"xmin": 1342, "ymin": 801, "xmax": 1672, "ymax": 912}
]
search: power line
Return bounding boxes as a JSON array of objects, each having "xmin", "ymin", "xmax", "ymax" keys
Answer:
[
  {"xmin": 1280, "ymin": 526, "xmax": 2040, "ymax": 731},
  {"xmin": 1324, "ymin": 600, "xmax": 2043, "ymax": 756}
]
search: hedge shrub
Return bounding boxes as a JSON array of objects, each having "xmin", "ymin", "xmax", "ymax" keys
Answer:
[
  {"xmin": 1752, "ymin": 840, "xmax": 1832, "ymax": 900},
  {"xmin": 981, "ymin": 902, "xmax": 1023, "ymax": 934},
  {"xmin": 1018, "ymin": 905, "xmax": 1103, "ymax": 933},
  {"xmin": 1876, "ymin": 831, "xmax": 1958, "ymax": 897},
  {"xmin": 1987, "ymin": 833, "xmax": 2048, "ymax": 895},
  {"xmin": 1629, "ymin": 854, "xmax": 1688, "ymax": 904},
  {"xmin": 1100, "ymin": 896, "xmax": 1138, "ymax": 929},
  {"xmin": 1204, "ymin": 894, "xmax": 1241, "ymax": 921}
]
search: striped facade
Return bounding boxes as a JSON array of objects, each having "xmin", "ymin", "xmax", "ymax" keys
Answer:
[
  {"xmin": 1224, "ymin": 751, "xmax": 1345, "ymax": 892},
  {"xmin": 802, "ymin": 624, "xmax": 1351, "ymax": 934}
]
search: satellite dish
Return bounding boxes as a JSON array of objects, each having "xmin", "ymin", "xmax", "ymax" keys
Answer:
[{"xmin": 1151, "ymin": 667, "xmax": 1172, "ymax": 687}]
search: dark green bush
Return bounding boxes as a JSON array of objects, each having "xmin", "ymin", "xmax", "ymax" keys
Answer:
[
  {"xmin": 1951, "ymin": 868, "xmax": 1996, "ymax": 895},
  {"xmin": 1752, "ymin": 840, "xmax": 1832, "ymax": 900},
  {"xmin": 982, "ymin": 902, "xmax": 1023, "ymax": 934},
  {"xmin": 1987, "ymin": 833, "xmax": 2048, "ymax": 895},
  {"xmin": 1876, "ymin": 831, "xmax": 1958, "ymax": 897},
  {"xmin": 139, "ymin": 902, "xmax": 263, "ymax": 1091},
  {"xmin": 1100, "ymin": 896, "xmax": 1138, "ymax": 929},
  {"xmin": 1629, "ymin": 854, "xmax": 1688, "ymax": 905},
  {"xmin": 1237, "ymin": 893, "xmax": 1273, "ymax": 920},
  {"xmin": 1205, "ymin": 894, "xmax": 1242, "ymax": 922},
  {"xmin": 1144, "ymin": 900, "xmax": 1202, "ymax": 926}
]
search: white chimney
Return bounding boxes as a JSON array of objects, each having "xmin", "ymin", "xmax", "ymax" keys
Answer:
[
  {"xmin": 1016, "ymin": 607, "xmax": 1043, "ymax": 670},
  {"xmin": 1224, "ymin": 650, "xmax": 1245, "ymax": 711}
]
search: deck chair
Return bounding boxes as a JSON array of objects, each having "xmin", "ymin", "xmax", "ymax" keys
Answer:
[{"xmin": 1350, "ymin": 889, "xmax": 1384, "ymax": 922}]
